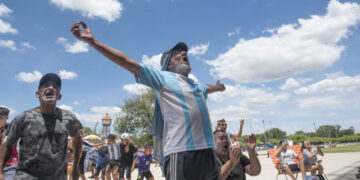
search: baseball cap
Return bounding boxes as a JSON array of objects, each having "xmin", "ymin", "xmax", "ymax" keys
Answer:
[
  {"xmin": 218, "ymin": 119, "xmax": 226, "ymax": 123},
  {"xmin": 0, "ymin": 107, "xmax": 10, "ymax": 116},
  {"xmin": 107, "ymin": 134, "xmax": 116, "ymax": 140},
  {"xmin": 160, "ymin": 42, "xmax": 188, "ymax": 67},
  {"xmin": 121, "ymin": 133, "xmax": 129, "ymax": 141},
  {"xmin": 38, "ymin": 73, "xmax": 61, "ymax": 90}
]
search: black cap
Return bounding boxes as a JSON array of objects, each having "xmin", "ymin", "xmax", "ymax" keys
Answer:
[
  {"xmin": 107, "ymin": 134, "xmax": 116, "ymax": 140},
  {"xmin": 218, "ymin": 119, "xmax": 226, "ymax": 123},
  {"xmin": 0, "ymin": 107, "xmax": 9, "ymax": 116},
  {"xmin": 160, "ymin": 42, "xmax": 188, "ymax": 67},
  {"xmin": 38, "ymin": 73, "xmax": 61, "ymax": 90}
]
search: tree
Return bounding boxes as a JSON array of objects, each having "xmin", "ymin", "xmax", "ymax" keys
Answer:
[
  {"xmin": 82, "ymin": 126, "xmax": 98, "ymax": 136},
  {"xmin": 295, "ymin": 131, "xmax": 305, "ymax": 136},
  {"xmin": 265, "ymin": 128, "xmax": 286, "ymax": 140},
  {"xmin": 113, "ymin": 88, "xmax": 155, "ymax": 146},
  {"xmin": 316, "ymin": 125, "xmax": 340, "ymax": 138},
  {"xmin": 340, "ymin": 126, "xmax": 355, "ymax": 137}
]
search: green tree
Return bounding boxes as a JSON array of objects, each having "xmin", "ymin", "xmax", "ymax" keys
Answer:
[
  {"xmin": 82, "ymin": 126, "xmax": 96, "ymax": 136},
  {"xmin": 113, "ymin": 89, "xmax": 155, "ymax": 146},
  {"xmin": 316, "ymin": 125, "xmax": 340, "ymax": 138},
  {"xmin": 339, "ymin": 126, "xmax": 355, "ymax": 137},
  {"xmin": 295, "ymin": 131, "xmax": 305, "ymax": 136},
  {"xmin": 265, "ymin": 128, "xmax": 286, "ymax": 140}
]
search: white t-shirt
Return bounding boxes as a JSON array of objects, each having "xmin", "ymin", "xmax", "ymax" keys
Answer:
[{"xmin": 279, "ymin": 149, "xmax": 297, "ymax": 165}]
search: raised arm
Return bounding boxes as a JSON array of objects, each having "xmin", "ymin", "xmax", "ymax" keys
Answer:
[
  {"xmin": 0, "ymin": 141, "xmax": 14, "ymax": 180},
  {"xmin": 206, "ymin": 80, "xmax": 226, "ymax": 94},
  {"xmin": 244, "ymin": 134, "xmax": 261, "ymax": 176},
  {"xmin": 276, "ymin": 142, "xmax": 285, "ymax": 158},
  {"xmin": 71, "ymin": 21, "xmax": 140, "ymax": 77},
  {"xmin": 232, "ymin": 119, "xmax": 244, "ymax": 138}
]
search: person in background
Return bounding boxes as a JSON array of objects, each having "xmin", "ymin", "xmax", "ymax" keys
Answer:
[
  {"xmin": 216, "ymin": 119, "xmax": 245, "ymax": 140},
  {"xmin": 276, "ymin": 140, "xmax": 305, "ymax": 180},
  {"xmin": 106, "ymin": 134, "xmax": 121, "ymax": 180},
  {"xmin": 0, "ymin": 107, "xmax": 18, "ymax": 180},
  {"xmin": 92, "ymin": 146, "xmax": 110, "ymax": 180},
  {"xmin": 132, "ymin": 143, "xmax": 157, "ymax": 180},
  {"xmin": 302, "ymin": 141, "xmax": 324, "ymax": 177},
  {"xmin": 119, "ymin": 133, "xmax": 137, "ymax": 180}
]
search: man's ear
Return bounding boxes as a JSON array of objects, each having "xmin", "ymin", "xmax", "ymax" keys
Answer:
[
  {"xmin": 58, "ymin": 93, "xmax": 62, "ymax": 100},
  {"xmin": 36, "ymin": 91, "xmax": 40, "ymax": 98}
]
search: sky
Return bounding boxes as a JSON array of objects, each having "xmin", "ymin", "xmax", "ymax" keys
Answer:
[{"xmin": 1, "ymin": 0, "xmax": 360, "ymax": 136}]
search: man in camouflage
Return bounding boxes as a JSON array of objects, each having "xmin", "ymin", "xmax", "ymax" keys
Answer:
[{"xmin": 0, "ymin": 73, "xmax": 83, "ymax": 180}]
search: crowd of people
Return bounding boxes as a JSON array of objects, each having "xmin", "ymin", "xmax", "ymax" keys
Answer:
[{"xmin": 0, "ymin": 20, "xmax": 327, "ymax": 180}]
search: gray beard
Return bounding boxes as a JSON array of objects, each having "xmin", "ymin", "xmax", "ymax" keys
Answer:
[{"xmin": 174, "ymin": 58, "xmax": 191, "ymax": 76}]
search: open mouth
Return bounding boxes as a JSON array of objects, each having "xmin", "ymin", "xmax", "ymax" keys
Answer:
[
  {"xmin": 44, "ymin": 90, "xmax": 55, "ymax": 98},
  {"xmin": 224, "ymin": 144, "xmax": 228, "ymax": 149}
]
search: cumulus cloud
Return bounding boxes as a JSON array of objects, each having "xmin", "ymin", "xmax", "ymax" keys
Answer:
[
  {"xmin": 209, "ymin": 84, "xmax": 289, "ymax": 107},
  {"xmin": 206, "ymin": 0, "xmax": 360, "ymax": 83},
  {"xmin": 188, "ymin": 43, "xmax": 210, "ymax": 56},
  {"xmin": 123, "ymin": 83, "xmax": 149, "ymax": 95},
  {"xmin": 142, "ymin": 53, "xmax": 162, "ymax": 70},
  {"xmin": 56, "ymin": 37, "xmax": 88, "ymax": 54},
  {"xmin": 0, "ymin": 4, "xmax": 17, "ymax": 34},
  {"xmin": 209, "ymin": 105, "xmax": 258, "ymax": 123},
  {"xmin": 20, "ymin": 42, "xmax": 36, "ymax": 50},
  {"xmin": 295, "ymin": 72, "xmax": 360, "ymax": 95},
  {"xmin": 59, "ymin": 70, "xmax": 78, "ymax": 80},
  {"xmin": 58, "ymin": 104, "xmax": 73, "ymax": 111},
  {"xmin": 15, "ymin": 71, "xmax": 42, "ymax": 83},
  {"xmin": 0, "ymin": 105, "xmax": 16, "ymax": 116},
  {"xmin": 0, "ymin": 39, "xmax": 16, "ymax": 50},
  {"xmin": 89, "ymin": 106, "xmax": 121, "ymax": 116},
  {"xmin": 297, "ymin": 96, "xmax": 342, "ymax": 109},
  {"xmin": 227, "ymin": 27, "xmax": 241, "ymax": 37},
  {"xmin": 280, "ymin": 78, "xmax": 300, "ymax": 90},
  {"xmin": 0, "ymin": 3, "xmax": 12, "ymax": 17},
  {"xmin": 50, "ymin": 0, "xmax": 123, "ymax": 22}
]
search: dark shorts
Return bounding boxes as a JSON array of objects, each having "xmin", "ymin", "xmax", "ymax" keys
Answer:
[
  {"xmin": 95, "ymin": 166, "xmax": 107, "ymax": 176},
  {"xmin": 79, "ymin": 151, "xmax": 87, "ymax": 174},
  {"xmin": 164, "ymin": 148, "xmax": 220, "ymax": 180},
  {"xmin": 107, "ymin": 160, "xmax": 120, "ymax": 169},
  {"xmin": 287, "ymin": 164, "xmax": 301, "ymax": 172},
  {"xmin": 137, "ymin": 171, "xmax": 153, "ymax": 180},
  {"xmin": 118, "ymin": 164, "xmax": 131, "ymax": 179}
]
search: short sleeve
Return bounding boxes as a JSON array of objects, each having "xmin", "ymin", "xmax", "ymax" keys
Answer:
[
  {"xmin": 135, "ymin": 64, "xmax": 165, "ymax": 91},
  {"xmin": 6, "ymin": 113, "xmax": 25, "ymax": 145},
  {"xmin": 197, "ymin": 83, "xmax": 209, "ymax": 99},
  {"xmin": 68, "ymin": 113, "xmax": 83, "ymax": 137},
  {"xmin": 303, "ymin": 150, "xmax": 310, "ymax": 156},
  {"xmin": 131, "ymin": 144, "xmax": 138, "ymax": 154},
  {"xmin": 240, "ymin": 155, "xmax": 251, "ymax": 168}
]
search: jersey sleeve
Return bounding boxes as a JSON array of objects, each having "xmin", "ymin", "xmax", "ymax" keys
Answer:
[
  {"xmin": 135, "ymin": 64, "xmax": 165, "ymax": 91},
  {"xmin": 198, "ymin": 83, "xmax": 209, "ymax": 99},
  {"xmin": 6, "ymin": 113, "xmax": 25, "ymax": 145}
]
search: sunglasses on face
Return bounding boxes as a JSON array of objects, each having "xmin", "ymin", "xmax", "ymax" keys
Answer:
[{"xmin": 221, "ymin": 123, "xmax": 227, "ymax": 126}]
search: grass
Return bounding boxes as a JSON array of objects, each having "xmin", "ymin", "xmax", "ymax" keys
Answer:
[{"xmin": 322, "ymin": 143, "xmax": 360, "ymax": 153}]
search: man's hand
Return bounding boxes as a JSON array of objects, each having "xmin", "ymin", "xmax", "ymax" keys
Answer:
[
  {"xmin": 71, "ymin": 21, "xmax": 95, "ymax": 44},
  {"xmin": 240, "ymin": 119, "xmax": 244, "ymax": 127},
  {"xmin": 229, "ymin": 147, "xmax": 242, "ymax": 166},
  {"xmin": 246, "ymin": 134, "xmax": 256, "ymax": 152},
  {"xmin": 215, "ymin": 80, "xmax": 226, "ymax": 92},
  {"xmin": 71, "ymin": 167, "xmax": 80, "ymax": 180}
]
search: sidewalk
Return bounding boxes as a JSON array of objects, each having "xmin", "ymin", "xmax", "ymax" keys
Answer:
[{"xmin": 85, "ymin": 152, "xmax": 360, "ymax": 180}]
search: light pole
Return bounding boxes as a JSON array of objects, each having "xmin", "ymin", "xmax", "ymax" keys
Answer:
[{"xmin": 262, "ymin": 120, "xmax": 268, "ymax": 145}]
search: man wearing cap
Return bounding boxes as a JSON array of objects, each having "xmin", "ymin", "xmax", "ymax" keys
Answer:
[
  {"xmin": 119, "ymin": 133, "xmax": 137, "ymax": 180},
  {"xmin": 0, "ymin": 107, "xmax": 18, "ymax": 180},
  {"xmin": 0, "ymin": 73, "xmax": 83, "ymax": 180},
  {"xmin": 71, "ymin": 21, "xmax": 225, "ymax": 180}
]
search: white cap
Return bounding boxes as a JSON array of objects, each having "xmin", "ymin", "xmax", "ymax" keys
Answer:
[{"xmin": 121, "ymin": 133, "xmax": 129, "ymax": 140}]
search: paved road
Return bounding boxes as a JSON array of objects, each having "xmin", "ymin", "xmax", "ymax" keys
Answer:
[{"xmin": 85, "ymin": 152, "xmax": 360, "ymax": 180}]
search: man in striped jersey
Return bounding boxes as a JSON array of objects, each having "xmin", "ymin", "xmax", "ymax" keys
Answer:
[
  {"xmin": 106, "ymin": 134, "xmax": 120, "ymax": 180},
  {"xmin": 71, "ymin": 21, "xmax": 226, "ymax": 180}
]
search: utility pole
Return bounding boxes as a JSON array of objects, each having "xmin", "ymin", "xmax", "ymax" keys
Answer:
[
  {"xmin": 313, "ymin": 123, "xmax": 317, "ymax": 137},
  {"xmin": 270, "ymin": 120, "xmax": 273, "ymax": 139},
  {"xmin": 262, "ymin": 120, "xmax": 268, "ymax": 145}
]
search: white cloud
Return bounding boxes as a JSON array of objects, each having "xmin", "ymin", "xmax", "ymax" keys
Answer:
[
  {"xmin": 0, "ymin": 18, "xmax": 17, "ymax": 34},
  {"xmin": 0, "ymin": 4, "xmax": 12, "ymax": 17},
  {"xmin": 89, "ymin": 106, "xmax": 121, "ymax": 116},
  {"xmin": 58, "ymin": 104, "xmax": 73, "ymax": 111},
  {"xmin": 141, "ymin": 53, "xmax": 162, "ymax": 70},
  {"xmin": 50, "ymin": 0, "xmax": 123, "ymax": 22},
  {"xmin": 0, "ymin": 39, "xmax": 16, "ymax": 50},
  {"xmin": 209, "ymin": 84, "xmax": 289, "ymax": 107},
  {"xmin": 206, "ymin": 0, "xmax": 360, "ymax": 83},
  {"xmin": 74, "ymin": 100, "xmax": 84, "ymax": 105},
  {"xmin": 20, "ymin": 42, "xmax": 36, "ymax": 50},
  {"xmin": 123, "ymin": 83, "xmax": 149, "ymax": 95},
  {"xmin": 295, "ymin": 72, "xmax": 360, "ymax": 95},
  {"xmin": 59, "ymin": 70, "xmax": 78, "ymax": 80},
  {"xmin": 280, "ymin": 77, "xmax": 300, "ymax": 90},
  {"xmin": 56, "ymin": 37, "xmax": 88, "ymax": 54},
  {"xmin": 0, "ymin": 105, "xmax": 16, "ymax": 116},
  {"xmin": 209, "ymin": 105, "xmax": 258, "ymax": 123},
  {"xmin": 297, "ymin": 96, "xmax": 341, "ymax": 109},
  {"xmin": 327, "ymin": 113, "xmax": 338, "ymax": 117},
  {"xmin": 15, "ymin": 71, "xmax": 42, "ymax": 83},
  {"xmin": 188, "ymin": 43, "xmax": 210, "ymax": 56},
  {"xmin": 227, "ymin": 27, "xmax": 241, "ymax": 37}
]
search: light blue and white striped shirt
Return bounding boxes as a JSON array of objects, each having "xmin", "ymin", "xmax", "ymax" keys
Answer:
[
  {"xmin": 136, "ymin": 64, "xmax": 214, "ymax": 156},
  {"xmin": 107, "ymin": 143, "xmax": 121, "ymax": 160}
]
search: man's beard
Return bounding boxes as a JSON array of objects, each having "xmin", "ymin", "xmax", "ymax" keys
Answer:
[{"xmin": 174, "ymin": 57, "xmax": 191, "ymax": 76}]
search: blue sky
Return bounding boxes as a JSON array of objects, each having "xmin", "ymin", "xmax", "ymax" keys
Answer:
[{"xmin": 1, "ymin": 0, "xmax": 360, "ymax": 135}]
